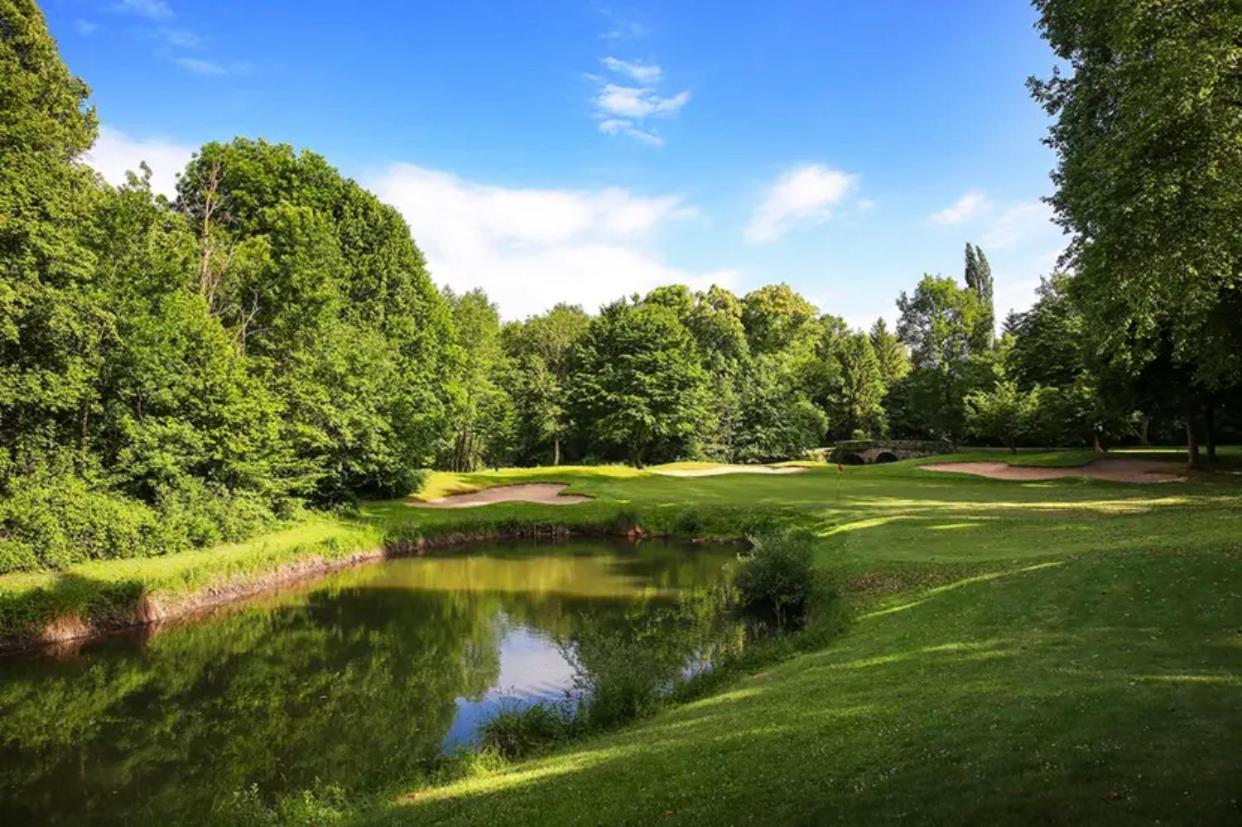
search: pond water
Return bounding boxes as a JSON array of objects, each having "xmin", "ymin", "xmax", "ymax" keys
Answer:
[{"xmin": 0, "ymin": 540, "xmax": 746, "ymax": 825}]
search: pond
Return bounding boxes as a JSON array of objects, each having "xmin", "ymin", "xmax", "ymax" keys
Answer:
[{"xmin": 0, "ymin": 540, "xmax": 747, "ymax": 825}]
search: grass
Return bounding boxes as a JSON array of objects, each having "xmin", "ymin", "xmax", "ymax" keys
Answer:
[{"xmin": 3, "ymin": 447, "xmax": 1241, "ymax": 822}]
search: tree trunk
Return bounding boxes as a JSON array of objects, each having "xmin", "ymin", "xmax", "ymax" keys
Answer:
[
  {"xmin": 1092, "ymin": 432, "xmax": 1102, "ymax": 454},
  {"xmin": 553, "ymin": 436, "xmax": 561, "ymax": 466},
  {"xmin": 1205, "ymin": 405, "xmax": 1216, "ymax": 464},
  {"xmin": 1008, "ymin": 435, "xmax": 1017, "ymax": 454},
  {"xmin": 1184, "ymin": 407, "xmax": 1201, "ymax": 469},
  {"xmin": 1138, "ymin": 414, "xmax": 1150, "ymax": 446}
]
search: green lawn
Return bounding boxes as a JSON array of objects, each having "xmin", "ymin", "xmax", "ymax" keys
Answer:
[
  {"xmin": 3, "ymin": 451, "xmax": 1241, "ymax": 823},
  {"xmin": 361, "ymin": 451, "xmax": 1242, "ymax": 825}
]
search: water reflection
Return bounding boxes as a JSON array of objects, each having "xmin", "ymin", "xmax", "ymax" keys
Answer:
[{"xmin": 0, "ymin": 540, "xmax": 743, "ymax": 825}]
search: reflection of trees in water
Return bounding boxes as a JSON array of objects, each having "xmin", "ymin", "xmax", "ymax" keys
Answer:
[
  {"xmin": 0, "ymin": 543, "xmax": 739, "ymax": 826},
  {"xmin": 551, "ymin": 585, "xmax": 748, "ymax": 728},
  {"xmin": 0, "ymin": 586, "xmax": 500, "ymax": 826}
]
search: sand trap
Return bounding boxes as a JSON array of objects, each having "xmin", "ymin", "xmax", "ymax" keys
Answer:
[
  {"xmin": 920, "ymin": 459, "xmax": 1186, "ymax": 484},
  {"xmin": 654, "ymin": 464, "xmax": 811, "ymax": 477},
  {"xmin": 408, "ymin": 483, "xmax": 592, "ymax": 509}
]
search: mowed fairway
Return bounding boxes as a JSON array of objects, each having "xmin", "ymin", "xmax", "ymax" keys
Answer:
[{"xmin": 363, "ymin": 452, "xmax": 1242, "ymax": 825}]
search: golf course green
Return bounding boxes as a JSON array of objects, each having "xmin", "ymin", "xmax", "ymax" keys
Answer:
[{"xmin": 2, "ymin": 449, "xmax": 1239, "ymax": 824}]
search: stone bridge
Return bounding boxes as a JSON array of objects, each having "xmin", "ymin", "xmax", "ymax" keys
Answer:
[{"xmin": 828, "ymin": 439, "xmax": 953, "ymax": 465}]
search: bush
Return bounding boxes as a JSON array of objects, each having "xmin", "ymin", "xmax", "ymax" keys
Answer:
[
  {"xmin": 733, "ymin": 528, "xmax": 816, "ymax": 627},
  {"xmin": 0, "ymin": 469, "xmax": 284, "ymax": 574},
  {"xmin": 0, "ymin": 472, "xmax": 172, "ymax": 571},
  {"xmin": 477, "ymin": 702, "xmax": 570, "ymax": 760}
]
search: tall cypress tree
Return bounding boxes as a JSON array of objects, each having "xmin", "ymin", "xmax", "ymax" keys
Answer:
[{"xmin": 963, "ymin": 243, "xmax": 995, "ymax": 350}]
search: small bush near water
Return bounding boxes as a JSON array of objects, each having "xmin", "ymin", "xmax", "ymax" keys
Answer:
[
  {"xmin": 733, "ymin": 528, "xmax": 816, "ymax": 628},
  {"xmin": 478, "ymin": 701, "xmax": 574, "ymax": 760}
]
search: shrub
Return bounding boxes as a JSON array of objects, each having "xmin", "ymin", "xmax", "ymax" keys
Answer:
[
  {"xmin": 0, "ymin": 472, "xmax": 171, "ymax": 571},
  {"xmin": 733, "ymin": 528, "xmax": 816, "ymax": 627},
  {"xmin": 478, "ymin": 702, "xmax": 570, "ymax": 760}
]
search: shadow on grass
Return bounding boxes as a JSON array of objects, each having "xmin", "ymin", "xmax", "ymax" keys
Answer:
[{"xmin": 0, "ymin": 571, "xmax": 146, "ymax": 651}]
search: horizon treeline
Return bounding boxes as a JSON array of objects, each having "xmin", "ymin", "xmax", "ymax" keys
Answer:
[{"xmin": 1, "ymin": 0, "xmax": 1238, "ymax": 573}]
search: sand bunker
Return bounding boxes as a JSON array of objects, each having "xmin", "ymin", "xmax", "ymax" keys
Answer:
[
  {"xmin": 408, "ymin": 483, "xmax": 592, "ymax": 509},
  {"xmin": 654, "ymin": 464, "xmax": 811, "ymax": 478},
  {"xmin": 920, "ymin": 459, "xmax": 1185, "ymax": 484}
]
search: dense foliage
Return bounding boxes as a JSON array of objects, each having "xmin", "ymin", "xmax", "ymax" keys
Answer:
[
  {"xmin": 1, "ymin": 0, "xmax": 1239, "ymax": 572},
  {"xmin": 1029, "ymin": 0, "xmax": 1242, "ymax": 464}
]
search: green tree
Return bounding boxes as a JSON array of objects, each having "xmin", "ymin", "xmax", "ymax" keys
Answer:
[
  {"xmin": 964, "ymin": 243, "xmax": 995, "ymax": 350},
  {"xmin": 966, "ymin": 380, "xmax": 1038, "ymax": 453},
  {"xmin": 741, "ymin": 284, "xmax": 819, "ymax": 358},
  {"xmin": 895, "ymin": 275, "xmax": 984, "ymax": 442},
  {"xmin": 443, "ymin": 289, "xmax": 514, "ymax": 471},
  {"xmin": 502, "ymin": 304, "xmax": 588, "ymax": 465},
  {"xmin": 567, "ymin": 300, "xmax": 711, "ymax": 466},
  {"xmin": 732, "ymin": 355, "xmax": 828, "ymax": 462},
  {"xmin": 835, "ymin": 332, "xmax": 887, "ymax": 438},
  {"xmin": 869, "ymin": 318, "xmax": 910, "ymax": 388},
  {"xmin": 1030, "ymin": 0, "xmax": 1242, "ymax": 465},
  {"xmin": 0, "ymin": 0, "xmax": 103, "ymax": 479}
]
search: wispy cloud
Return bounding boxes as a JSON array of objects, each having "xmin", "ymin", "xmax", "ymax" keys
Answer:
[
  {"xmin": 113, "ymin": 0, "xmax": 172, "ymax": 19},
  {"xmin": 370, "ymin": 163, "xmax": 732, "ymax": 319},
  {"xmin": 73, "ymin": 19, "xmax": 99, "ymax": 35},
  {"xmin": 981, "ymin": 200, "xmax": 1054, "ymax": 249},
  {"xmin": 746, "ymin": 164, "xmax": 858, "ymax": 243},
  {"xmin": 601, "ymin": 57, "xmax": 661, "ymax": 85},
  {"xmin": 591, "ymin": 57, "xmax": 689, "ymax": 146},
  {"xmin": 82, "ymin": 125, "xmax": 196, "ymax": 199},
  {"xmin": 928, "ymin": 190, "xmax": 989, "ymax": 225},
  {"xmin": 175, "ymin": 57, "xmax": 228, "ymax": 76},
  {"xmin": 598, "ymin": 7, "xmax": 646, "ymax": 40},
  {"xmin": 159, "ymin": 28, "xmax": 203, "ymax": 48},
  {"xmin": 929, "ymin": 191, "xmax": 1057, "ymax": 250},
  {"xmin": 599, "ymin": 119, "xmax": 663, "ymax": 146}
]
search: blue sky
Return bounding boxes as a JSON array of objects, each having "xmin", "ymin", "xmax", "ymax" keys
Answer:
[{"xmin": 51, "ymin": 0, "xmax": 1067, "ymax": 327}]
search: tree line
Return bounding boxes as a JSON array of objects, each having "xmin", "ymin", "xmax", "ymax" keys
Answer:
[{"xmin": 1, "ymin": 0, "xmax": 1238, "ymax": 572}]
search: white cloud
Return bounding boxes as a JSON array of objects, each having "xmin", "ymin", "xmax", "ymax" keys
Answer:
[
  {"xmin": 370, "ymin": 164, "xmax": 735, "ymax": 319},
  {"xmin": 74, "ymin": 19, "xmax": 99, "ymax": 35},
  {"xmin": 591, "ymin": 56, "xmax": 689, "ymax": 146},
  {"xmin": 981, "ymin": 200, "xmax": 1055, "ymax": 249},
  {"xmin": 175, "ymin": 57, "xmax": 228, "ymax": 75},
  {"xmin": 159, "ymin": 28, "xmax": 203, "ymax": 48},
  {"xmin": 113, "ymin": 0, "xmax": 172, "ymax": 19},
  {"xmin": 595, "ymin": 84, "xmax": 689, "ymax": 120},
  {"xmin": 601, "ymin": 57, "xmax": 662, "ymax": 85},
  {"xmin": 83, "ymin": 126, "xmax": 195, "ymax": 198},
  {"xmin": 598, "ymin": 118, "xmax": 663, "ymax": 146},
  {"xmin": 929, "ymin": 190, "xmax": 989, "ymax": 225},
  {"xmin": 745, "ymin": 165, "xmax": 858, "ymax": 243}
]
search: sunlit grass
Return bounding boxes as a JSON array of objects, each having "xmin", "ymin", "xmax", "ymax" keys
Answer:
[{"xmin": 5, "ymin": 447, "xmax": 1242, "ymax": 823}]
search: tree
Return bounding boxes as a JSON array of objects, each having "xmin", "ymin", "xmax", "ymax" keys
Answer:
[
  {"xmin": 1030, "ymin": 0, "xmax": 1242, "ymax": 465},
  {"xmin": 0, "ymin": 0, "xmax": 103, "ymax": 480},
  {"xmin": 502, "ymin": 304, "xmax": 589, "ymax": 465},
  {"xmin": 176, "ymin": 138, "xmax": 458, "ymax": 494},
  {"xmin": 732, "ymin": 355, "xmax": 827, "ymax": 462},
  {"xmin": 442, "ymin": 289, "xmax": 513, "ymax": 472},
  {"xmin": 964, "ymin": 243, "xmax": 995, "ymax": 350},
  {"xmin": 1005, "ymin": 273, "xmax": 1082, "ymax": 391},
  {"xmin": 740, "ymin": 284, "xmax": 819, "ymax": 357},
  {"xmin": 966, "ymin": 381, "xmax": 1038, "ymax": 453},
  {"xmin": 567, "ymin": 301, "xmax": 711, "ymax": 466},
  {"xmin": 870, "ymin": 318, "xmax": 910, "ymax": 387},
  {"xmin": 835, "ymin": 332, "xmax": 887, "ymax": 438},
  {"xmin": 895, "ymin": 275, "xmax": 984, "ymax": 442}
]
